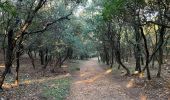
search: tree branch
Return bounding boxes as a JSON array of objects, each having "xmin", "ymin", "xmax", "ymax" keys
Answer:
[
  {"xmin": 28, "ymin": 13, "xmax": 72, "ymax": 34},
  {"xmin": 141, "ymin": 21, "xmax": 170, "ymax": 28}
]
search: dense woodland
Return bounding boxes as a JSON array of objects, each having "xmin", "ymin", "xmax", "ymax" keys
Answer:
[{"xmin": 0, "ymin": 0, "xmax": 170, "ymax": 99}]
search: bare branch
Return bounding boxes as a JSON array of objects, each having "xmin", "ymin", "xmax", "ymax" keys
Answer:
[
  {"xmin": 28, "ymin": 13, "xmax": 72, "ymax": 34},
  {"xmin": 141, "ymin": 21, "xmax": 170, "ymax": 28}
]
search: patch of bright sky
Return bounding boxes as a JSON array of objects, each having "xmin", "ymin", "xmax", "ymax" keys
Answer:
[
  {"xmin": 86, "ymin": 0, "xmax": 93, "ymax": 7},
  {"xmin": 74, "ymin": 0, "xmax": 92, "ymax": 17},
  {"xmin": 74, "ymin": 6, "xmax": 85, "ymax": 17}
]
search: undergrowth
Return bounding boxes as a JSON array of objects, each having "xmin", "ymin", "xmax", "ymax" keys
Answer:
[{"xmin": 42, "ymin": 77, "xmax": 71, "ymax": 100}]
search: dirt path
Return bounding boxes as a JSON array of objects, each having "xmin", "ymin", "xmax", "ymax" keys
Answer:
[{"xmin": 67, "ymin": 58, "xmax": 132, "ymax": 100}]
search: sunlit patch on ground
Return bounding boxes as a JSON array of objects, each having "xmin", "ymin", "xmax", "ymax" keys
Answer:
[
  {"xmin": 22, "ymin": 73, "xmax": 71, "ymax": 85},
  {"xmin": 139, "ymin": 72, "xmax": 144, "ymax": 78},
  {"xmin": 2, "ymin": 83, "xmax": 19, "ymax": 90},
  {"xmin": 105, "ymin": 69, "xmax": 112, "ymax": 74},
  {"xmin": 2, "ymin": 73, "xmax": 71, "ymax": 90},
  {"xmin": 75, "ymin": 68, "xmax": 112, "ymax": 84},
  {"xmin": 2, "ymin": 83, "xmax": 12, "ymax": 89},
  {"xmin": 0, "ymin": 64, "xmax": 5, "ymax": 68},
  {"xmin": 134, "ymin": 71, "xmax": 139, "ymax": 74},
  {"xmin": 62, "ymin": 64, "xmax": 68, "ymax": 68},
  {"xmin": 23, "ymin": 80, "xmax": 31, "ymax": 85},
  {"xmin": 132, "ymin": 71, "xmax": 144, "ymax": 78},
  {"xmin": 126, "ymin": 79, "xmax": 134, "ymax": 88},
  {"xmin": 140, "ymin": 94, "xmax": 147, "ymax": 100},
  {"xmin": 80, "ymin": 72, "xmax": 88, "ymax": 77},
  {"xmin": 1, "ymin": 74, "xmax": 71, "ymax": 99},
  {"xmin": 75, "ymin": 74, "xmax": 102, "ymax": 84}
]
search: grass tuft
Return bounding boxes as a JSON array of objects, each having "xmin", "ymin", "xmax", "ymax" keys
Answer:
[
  {"xmin": 42, "ymin": 77, "xmax": 71, "ymax": 100},
  {"xmin": 69, "ymin": 66, "xmax": 80, "ymax": 72}
]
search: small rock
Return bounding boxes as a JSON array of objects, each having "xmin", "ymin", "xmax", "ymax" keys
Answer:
[
  {"xmin": 0, "ymin": 98, "xmax": 4, "ymax": 100},
  {"xmin": 121, "ymin": 71, "xmax": 125, "ymax": 73},
  {"xmin": 168, "ymin": 70, "xmax": 170, "ymax": 73}
]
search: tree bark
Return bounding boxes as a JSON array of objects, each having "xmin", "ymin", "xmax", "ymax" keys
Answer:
[
  {"xmin": 114, "ymin": 28, "xmax": 130, "ymax": 75},
  {"xmin": 39, "ymin": 50, "xmax": 44, "ymax": 65},
  {"xmin": 15, "ymin": 51, "xmax": 20, "ymax": 85},
  {"xmin": 28, "ymin": 50, "xmax": 35, "ymax": 69},
  {"xmin": 134, "ymin": 26, "xmax": 141, "ymax": 72},
  {"xmin": 157, "ymin": 26, "xmax": 165, "ymax": 77},
  {"xmin": 0, "ymin": 29, "xmax": 14, "ymax": 89},
  {"xmin": 115, "ymin": 50, "xmax": 130, "ymax": 75},
  {"xmin": 140, "ymin": 27, "xmax": 151, "ymax": 80}
]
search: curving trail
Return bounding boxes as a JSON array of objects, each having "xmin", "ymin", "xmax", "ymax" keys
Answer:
[{"xmin": 67, "ymin": 58, "xmax": 132, "ymax": 100}]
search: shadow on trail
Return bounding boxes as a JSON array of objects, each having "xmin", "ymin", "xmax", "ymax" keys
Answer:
[{"xmin": 67, "ymin": 58, "xmax": 132, "ymax": 100}]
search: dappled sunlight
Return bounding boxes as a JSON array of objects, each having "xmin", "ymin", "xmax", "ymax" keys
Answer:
[
  {"xmin": 2, "ymin": 73, "xmax": 71, "ymax": 89},
  {"xmin": 2, "ymin": 82, "xmax": 19, "ymax": 89},
  {"xmin": 140, "ymin": 94, "xmax": 147, "ymax": 100},
  {"xmin": 139, "ymin": 73, "xmax": 144, "ymax": 78},
  {"xmin": 75, "ymin": 74, "xmax": 102, "ymax": 84},
  {"xmin": 2, "ymin": 84, "xmax": 13, "ymax": 89},
  {"xmin": 22, "ymin": 73, "xmax": 71, "ymax": 84},
  {"xmin": 24, "ymin": 80, "xmax": 31, "ymax": 85},
  {"xmin": 132, "ymin": 71, "xmax": 144, "ymax": 78},
  {"xmin": 80, "ymin": 72, "xmax": 88, "ymax": 77},
  {"xmin": 105, "ymin": 69, "xmax": 112, "ymax": 74},
  {"xmin": 61, "ymin": 64, "xmax": 68, "ymax": 68},
  {"xmin": 134, "ymin": 71, "xmax": 139, "ymax": 74},
  {"xmin": 1, "ymin": 0, "xmax": 169, "ymax": 99},
  {"xmin": 0, "ymin": 64, "xmax": 5, "ymax": 68},
  {"xmin": 75, "ymin": 68, "xmax": 112, "ymax": 84},
  {"xmin": 126, "ymin": 79, "xmax": 134, "ymax": 88}
]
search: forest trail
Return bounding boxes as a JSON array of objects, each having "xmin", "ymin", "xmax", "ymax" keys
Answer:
[{"xmin": 67, "ymin": 58, "xmax": 132, "ymax": 100}]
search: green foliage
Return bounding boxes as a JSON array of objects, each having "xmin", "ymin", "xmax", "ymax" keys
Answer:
[
  {"xmin": 69, "ymin": 65, "xmax": 80, "ymax": 72},
  {"xmin": 102, "ymin": 0, "xmax": 125, "ymax": 20},
  {"xmin": 0, "ymin": 1, "xmax": 17, "ymax": 16},
  {"xmin": 43, "ymin": 77, "xmax": 71, "ymax": 100},
  {"xmin": 102, "ymin": 0, "xmax": 146, "ymax": 21}
]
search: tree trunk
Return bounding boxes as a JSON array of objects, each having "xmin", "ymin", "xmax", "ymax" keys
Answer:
[
  {"xmin": 110, "ymin": 46, "xmax": 114, "ymax": 68},
  {"xmin": 43, "ymin": 56, "xmax": 51, "ymax": 69},
  {"xmin": 0, "ymin": 29, "xmax": 14, "ymax": 89},
  {"xmin": 157, "ymin": 26, "xmax": 165, "ymax": 77},
  {"xmin": 2, "ymin": 34, "xmax": 7, "ymax": 62},
  {"xmin": 157, "ymin": 48, "xmax": 163, "ymax": 77},
  {"xmin": 45, "ymin": 48, "xmax": 48, "ymax": 63},
  {"xmin": 141, "ymin": 56, "xmax": 144, "ymax": 65},
  {"xmin": 140, "ymin": 27, "xmax": 151, "ymax": 80},
  {"xmin": 114, "ymin": 30, "xmax": 130, "ymax": 75},
  {"xmin": 68, "ymin": 47, "xmax": 73, "ymax": 59},
  {"xmin": 15, "ymin": 51, "xmax": 20, "ymax": 85},
  {"xmin": 103, "ymin": 44, "xmax": 109, "ymax": 65},
  {"xmin": 134, "ymin": 26, "xmax": 141, "ymax": 73},
  {"xmin": 151, "ymin": 56, "xmax": 155, "ymax": 68},
  {"xmin": 115, "ymin": 50, "xmax": 130, "ymax": 75},
  {"xmin": 58, "ymin": 53, "xmax": 62, "ymax": 68},
  {"xmin": 28, "ymin": 50, "xmax": 35, "ymax": 69},
  {"xmin": 39, "ymin": 50, "xmax": 44, "ymax": 65},
  {"xmin": 59, "ymin": 48, "xmax": 70, "ymax": 67},
  {"xmin": 34, "ymin": 51, "xmax": 37, "ymax": 58}
]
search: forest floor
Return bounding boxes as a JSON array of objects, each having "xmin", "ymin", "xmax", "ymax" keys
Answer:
[
  {"xmin": 0, "ymin": 54, "xmax": 73, "ymax": 100},
  {"xmin": 67, "ymin": 58, "xmax": 132, "ymax": 100},
  {"xmin": 67, "ymin": 58, "xmax": 170, "ymax": 100},
  {"xmin": 0, "ymin": 55, "xmax": 170, "ymax": 100}
]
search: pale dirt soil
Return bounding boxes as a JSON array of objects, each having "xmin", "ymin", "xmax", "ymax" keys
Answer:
[
  {"xmin": 67, "ymin": 58, "xmax": 170, "ymax": 100},
  {"xmin": 67, "ymin": 58, "xmax": 131, "ymax": 100}
]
